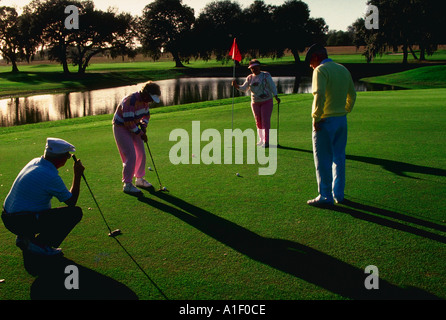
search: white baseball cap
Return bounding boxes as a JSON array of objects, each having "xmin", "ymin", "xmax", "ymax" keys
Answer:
[{"xmin": 44, "ymin": 137, "xmax": 75, "ymax": 157}]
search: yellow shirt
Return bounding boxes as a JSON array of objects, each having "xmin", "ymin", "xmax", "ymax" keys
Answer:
[{"xmin": 311, "ymin": 60, "xmax": 356, "ymax": 122}]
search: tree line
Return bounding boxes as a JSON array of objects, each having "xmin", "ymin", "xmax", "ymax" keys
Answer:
[
  {"xmin": 0, "ymin": 0, "xmax": 444, "ymax": 73},
  {"xmin": 350, "ymin": 0, "xmax": 444, "ymax": 64}
]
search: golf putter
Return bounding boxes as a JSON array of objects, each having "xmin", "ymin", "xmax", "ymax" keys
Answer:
[
  {"xmin": 145, "ymin": 140, "xmax": 167, "ymax": 192},
  {"xmin": 72, "ymin": 155, "xmax": 122, "ymax": 237}
]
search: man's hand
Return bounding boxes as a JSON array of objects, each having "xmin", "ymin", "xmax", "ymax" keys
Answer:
[
  {"xmin": 313, "ymin": 119, "xmax": 324, "ymax": 132},
  {"xmin": 73, "ymin": 157, "xmax": 85, "ymax": 177},
  {"xmin": 66, "ymin": 157, "xmax": 84, "ymax": 207},
  {"xmin": 140, "ymin": 132, "xmax": 148, "ymax": 143}
]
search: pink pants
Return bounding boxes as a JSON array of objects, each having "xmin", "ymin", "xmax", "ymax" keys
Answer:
[
  {"xmin": 113, "ymin": 125, "xmax": 146, "ymax": 183},
  {"xmin": 251, "ymin": 98, "xmax": 273, "ymax": 143}
]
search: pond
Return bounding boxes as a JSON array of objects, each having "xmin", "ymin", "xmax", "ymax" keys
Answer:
[{"xmin": 0, "ymin": 77, "xmax": 403, "ymax": 127}]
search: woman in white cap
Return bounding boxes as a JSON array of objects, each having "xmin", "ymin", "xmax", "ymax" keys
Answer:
[
  {"xmin": 232, "ymin": 59, "xmax": 280, "ymax": 147},
  {"xmin": 2, "ymin": 137, "xmax": 85, "ymax": 256},
  {"xmin": 112, "ymin": 81, "xmax": 161, "ymax": 194}
]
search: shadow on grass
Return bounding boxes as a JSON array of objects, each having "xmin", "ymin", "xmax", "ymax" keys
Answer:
[
  {"xmin": 278, "ymin": 146, "xmax": 446, "ymax": 242},
  {"xmin": 23, "ymin": 252, "xmax": 138, "ymax": 300},
  {"xmin": 0, "ymin": 71, "xmax": 74, "ymax": 85},
  {"xmin": 138, "ymin": 190, "xmax": 440, "ymax": 300},
  {"xmin": 277, "ymin": 146, "xmax": 446, "ymax": 179},
  {"xmin": 332, "ymin": 199, "xmax": 446, "ymax": 244}
]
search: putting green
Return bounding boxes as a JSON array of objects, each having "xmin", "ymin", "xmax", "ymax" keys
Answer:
[{"xmin": 0, "ymin": 89, "xmax": 445, "ymax": 300}]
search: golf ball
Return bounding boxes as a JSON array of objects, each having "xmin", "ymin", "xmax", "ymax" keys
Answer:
[
  {"xmin": 148, "ymin": 167, "xmax": 152, "ymax": 171},
  {"xmin": 236, "ymin": 173, "xmax": 240, "ymax": 176}
]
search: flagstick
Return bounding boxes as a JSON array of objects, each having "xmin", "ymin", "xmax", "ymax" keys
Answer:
[
  {"xmin": 232, "ymin": 62, "xmax": 235, "ymax": 131},
  {"xmin": 229, "ymin": 38, "xmax": 240, "ymax": 132},
  {"xmin": 277, "ymin": 101, "xmax": 280, "ymax": 147}
]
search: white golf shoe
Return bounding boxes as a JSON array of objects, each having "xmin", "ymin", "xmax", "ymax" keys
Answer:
[
  {"xmin": 307, "ymin": 195, "xmax": 334, "ymax": 207},
  {"xmin": 123, "ymin": 183, "xmax": 142, "ymax": 194},
  {"xmin": 135, "ymin": 178, "xmax": 152, "ymax": 188}
]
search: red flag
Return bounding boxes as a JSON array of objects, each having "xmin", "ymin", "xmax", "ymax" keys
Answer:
[{"xmin": 229, "ymin": 38, "xmax": 242, "ymax": 62}]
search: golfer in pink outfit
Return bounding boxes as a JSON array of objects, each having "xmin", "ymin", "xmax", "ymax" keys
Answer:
[
  {"xmin": 112, "ymin": 82, "xmax": 161, "ymax": 194},
  {"xmin": 232, "ymin": 59, "xmax": 280, "ymax": 147}
]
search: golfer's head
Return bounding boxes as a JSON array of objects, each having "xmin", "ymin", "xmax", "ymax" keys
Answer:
[
  {"xmin": 248, "ymin": 59, "xmax": 261, "ymax": 74},
  {"xmin": 44, "ymin": 137, "xmax": 75, "ymax": 168},
  {"xmin": 305, "ymin": 44, "xmax": 328, "ymax": 69},
  {"xmin": 141, "ymin": 81, "xmax": 161, "ymax": 103}
]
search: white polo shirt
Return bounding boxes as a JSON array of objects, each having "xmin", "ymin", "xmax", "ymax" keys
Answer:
[{"xmin": 3, "ymin": 157, "xmax": 72, "ymax": 214}]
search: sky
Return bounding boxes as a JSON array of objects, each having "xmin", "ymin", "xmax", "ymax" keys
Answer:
[{"xmin": 0, "ymin": 0, "xmax": 369, "ymax": 31}]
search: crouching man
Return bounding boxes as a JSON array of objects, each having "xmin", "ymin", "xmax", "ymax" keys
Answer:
[{"xmin": 2, "ymin": 138, "xmax": 85, "ymax": 256}]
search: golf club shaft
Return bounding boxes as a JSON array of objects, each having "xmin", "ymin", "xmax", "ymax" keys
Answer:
[
  {"xmin": 72, "ymin": 155, "xmax": 113, "ymax": 233},
  {"xmin": 145, "ymin": 140, "xmax": 163, "ymax": 188},
  {"xmin": 277, "ymin": 101, "xmax": 280, "ymax": 145},
  {"xmin": 73, "ymin": 157, "xmax": 165, "ymax": 298}
]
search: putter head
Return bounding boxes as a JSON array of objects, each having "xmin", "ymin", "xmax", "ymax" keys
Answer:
[{"xmin": 108, "ymin": 229, "xmax": 122, "ymax": 237}]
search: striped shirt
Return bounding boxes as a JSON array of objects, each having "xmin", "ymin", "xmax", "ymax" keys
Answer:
[
  {"xmin": 3, "ymin": 157, "xmax": 72, "ymax": 214},
  {"xmin": 112, "ymin": 92, "xmax": 150, "ymax": 134}
]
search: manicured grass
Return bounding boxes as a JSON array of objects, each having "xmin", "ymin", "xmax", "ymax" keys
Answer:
[
  {"xmin": 329, "ymin": 49, "xmax": 446, "ymax": 64},
  {"xmin": 361, "ymin": 65, "xmax": 446, "ymax": 89},
  {"xmin": 0, "ymin": 89, "xmax": 445, "ymax": 300}
]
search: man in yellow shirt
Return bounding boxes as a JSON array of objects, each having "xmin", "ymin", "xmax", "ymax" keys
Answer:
[{"xmin": 305, "ymin": 44, "xmax": 356, "ymax": 206}]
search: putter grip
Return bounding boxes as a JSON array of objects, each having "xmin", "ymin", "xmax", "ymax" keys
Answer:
[{"xmin": 72, "ymin": 155, "xmax": 86, "ymax": 179}]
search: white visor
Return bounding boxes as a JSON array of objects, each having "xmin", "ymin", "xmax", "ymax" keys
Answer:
[{"xmin": 248, "ymin": 63, "xmax": 260, "ymax": 68}]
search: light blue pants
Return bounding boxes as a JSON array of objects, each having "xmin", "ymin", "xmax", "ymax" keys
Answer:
[{"xmin": 312, "ymin": 115, "xmax": 347, "ymax": 201}]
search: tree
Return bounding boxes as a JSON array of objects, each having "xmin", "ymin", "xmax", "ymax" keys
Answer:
[
  {"xmin": 69, "ymin": 5, "xmax": 137, "ymax": 74},
  {"xmin": 348, "ymin": 18, "xmax": 371, "ymax": 62},
  {"xmin": 194, "ymin": 0, "xmax": 244, "ymax": 62},
  {"xmin": 17, "ymin": 9, "xmax": 40, "ymax": 64},
  {"xmin": 26, "ymin": 0, "xmax": 136, "ymax": 74},
  {"xmin": 273, "ymin": 0, "xmax": 328, "ymax": 64},
  {"xmin": 0, "ymin": 7, "xmax": 30, "ymax": 72},
  {"xmin": 326, "ymin": 30, "xmax": 353, "ymax": 46},
  {"xmin": 348, "ymin": 18, "xmax": 366, "ymax": 47},
  {"xmin": 410, "ymin": 0, "xmax": 444, "ymax": 60},
  {"xmin": 354, "ymin": 0, "xmax": 444, "ymax": 64},
  {"xmin": 28, "ymin": 0, "xmax": 76, "ymax": 73},
  {"xmin": 138, "ymin": 0, "xmax": 195, "ymax": 67},
  {"xmin": 306, "ymin": 17, "xmax": 329, "ymax": 47},
  {"xmin": 240, "ymin": 0, "xmax": 278, "ymax": 59}
]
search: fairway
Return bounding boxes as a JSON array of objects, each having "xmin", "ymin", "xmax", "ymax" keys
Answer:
[{"xmin": 0, "ymin": 89, "xmax": 445, "ymax": 300}]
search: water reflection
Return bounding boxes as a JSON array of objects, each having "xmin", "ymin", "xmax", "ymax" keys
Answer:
[{"xmin": 0, "ymin": 77, "xmax": 402, "ymax": 127}]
